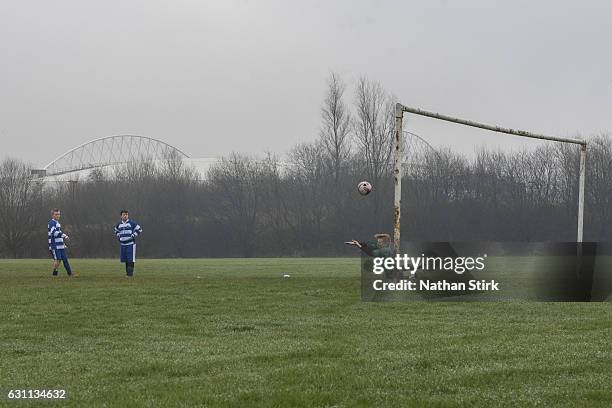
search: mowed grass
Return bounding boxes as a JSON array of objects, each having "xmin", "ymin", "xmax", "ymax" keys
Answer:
[{"xmin": 0, "ymin": 259, "xmax": 610, "ymax": 407}]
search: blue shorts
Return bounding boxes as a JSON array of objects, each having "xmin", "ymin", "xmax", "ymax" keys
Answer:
[
  {"xmin": 120, "ymin": 244, "xmax": 136, "ymax": 263},
  {"xmin": 51, "ymin": 248, "xmax": 68, "ymax": 261}
]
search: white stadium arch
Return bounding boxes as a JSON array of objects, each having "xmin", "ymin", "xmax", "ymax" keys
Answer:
[{"xmin": 42, "ymin": 135, "xmax": 190, "ymax": 177}]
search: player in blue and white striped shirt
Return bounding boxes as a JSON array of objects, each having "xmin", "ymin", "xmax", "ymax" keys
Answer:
[
  {"xmin": 114, "ymin": 210, "xmax": 143, "ymax": 277},
  {"xmin": 48, "ymin": 209, "xmax": 73, "ymax": 277}
]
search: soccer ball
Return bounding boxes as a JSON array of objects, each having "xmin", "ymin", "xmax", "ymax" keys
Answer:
[{"xmin": 357, "ymin": 181, "xmax": 372, "ymax": 195}]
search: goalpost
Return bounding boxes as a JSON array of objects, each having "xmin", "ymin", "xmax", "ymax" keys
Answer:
[{"xmin": 393, "ymin": 103, "xmax": 588, "ymax": 252}]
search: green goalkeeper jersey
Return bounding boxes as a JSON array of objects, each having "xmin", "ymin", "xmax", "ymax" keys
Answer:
[{"xmin": 360, "ymin": 241, "xmax": 394, "ymax": 257}]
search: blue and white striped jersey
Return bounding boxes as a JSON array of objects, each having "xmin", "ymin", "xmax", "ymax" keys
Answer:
[
  {"xmin": 48, "ymin": 219, "xmax": 67, "ymax": 250},
  {"xmin": 114, "ymin": 219, "xmax": 142, "ymax": 246}
]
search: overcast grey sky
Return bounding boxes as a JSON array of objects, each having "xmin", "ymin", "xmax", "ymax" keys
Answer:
[{"xmin": 1, "ymin": 0, "xmax": 610, "ymax": 167}]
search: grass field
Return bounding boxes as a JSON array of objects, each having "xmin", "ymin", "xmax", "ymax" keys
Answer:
[{"xmin": 0, "ymin": 258, "xmax": 611, "ymax": 407}]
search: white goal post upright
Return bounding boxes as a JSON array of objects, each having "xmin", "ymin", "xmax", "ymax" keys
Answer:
[{"xmin": 393, "ymin": 103, "xmax": 588, "ymax": 252}]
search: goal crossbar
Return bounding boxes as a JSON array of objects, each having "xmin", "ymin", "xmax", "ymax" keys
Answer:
[{"xmin": 393, "ymin": 103, "xmax": 587, "ymax": 250}]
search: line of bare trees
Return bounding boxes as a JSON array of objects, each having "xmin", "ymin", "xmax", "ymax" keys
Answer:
[{"xmin": 0, "ymin": 75, "xmax": 610, "ymax": 258}]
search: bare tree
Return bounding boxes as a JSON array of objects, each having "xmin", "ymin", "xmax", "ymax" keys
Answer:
[
  {"xmin": 207, "ymin": 154, "xmax": 265, "ymax": 257},
  {"xmin": 585, "ymin": 135, "xmax": 612, "ymax": 239},
  {"xmin": 320, "ymin": 73, "xmax": 351, "ymax": 183},
  {"xmin": 286, "ymin": 142, "xmax": 329, "ymax": 251},
  {"xmin": 352, "ymin": 77, "xmax": 396, "ymax": 228},
  {"xmin": 0, "ymin": 159, "xmax": 41, "ymax": 257},
  {"xmin": 353, "ymin": 77, "xmax": 395, "ymax": 186}
]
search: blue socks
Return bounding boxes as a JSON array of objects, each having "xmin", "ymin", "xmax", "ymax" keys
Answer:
[{"xmin": 63, "ymin": 259, "xmax": 72, "ymax": 275}]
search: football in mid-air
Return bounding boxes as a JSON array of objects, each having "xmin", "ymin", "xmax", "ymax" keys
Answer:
[{"xmin": 357, "ymin": 181, "xmax": 372, "ymax": 195}]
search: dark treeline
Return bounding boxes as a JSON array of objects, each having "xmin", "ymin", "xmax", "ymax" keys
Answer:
[{"xmin": 1, "ymin": 75, "xmax": 610, "ymax": 258}]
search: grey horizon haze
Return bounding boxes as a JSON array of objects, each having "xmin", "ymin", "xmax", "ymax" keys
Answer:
[{"xmin": 1, "ymin": 0, "xmax": 610, "ymax": 167}]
